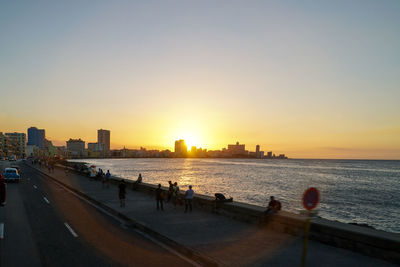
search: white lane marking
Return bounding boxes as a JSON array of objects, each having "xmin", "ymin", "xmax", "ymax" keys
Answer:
[
  {"xmin": 33, "ymin": 185, "xmax": 37, "ymax": 189},
  {"xmin": 0, "ymin": 223, "xmax": 4, "ymax": 239},
  {"xmin": 37, "ymin": 171, "xmax": 200, "ymax": 267},
  {"xmin": 43, "ymin": 197, "xmax": 50, "ymax": 204},
  {"xmin": 64, "ymin": 223, "xmax": 78, "ymax": 238}
]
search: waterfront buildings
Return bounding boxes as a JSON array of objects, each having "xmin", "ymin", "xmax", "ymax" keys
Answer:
[
  {"xmin": 27, "ymin": 127, "xmax": 45, "ymax": 150},
  {"xmin": 66, "ymin": 138, "xmax": 85, "ymax": 157},
  {"xmin": 98, "ymin": 129, "xmax": 110, "ymax": 152},
  {"xmin": 227, "ymin": 141, "xmax": 248, "ymax": 156},
  {"xmin": 88, "ymin": 142, "xmax": 105, "ymax": 152}
]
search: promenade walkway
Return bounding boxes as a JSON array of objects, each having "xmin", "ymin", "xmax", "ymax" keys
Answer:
[{"xmin": 28, "ymin": 163, "xmax": 394, "ymax": 267}]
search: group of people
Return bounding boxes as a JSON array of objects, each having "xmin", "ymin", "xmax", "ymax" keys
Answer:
[
  {"xmin": 115, "ymin": 173, "xmax": 280, "ymax": 216},
  {"xmin": 117, "ymin": 176, "xmax": 195, "ymax": 213},
  {"xmin": 156, "ymin": 181, "xmax": 194, "ymax": 212}
]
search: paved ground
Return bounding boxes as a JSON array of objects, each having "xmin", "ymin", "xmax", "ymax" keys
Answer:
[
  {"xmin": 15, "ymin": 161, "xmax": 396, "ymax": 266},
  {"xmin": 0, "ymin": 161, "xmax": 193, "ymax": 267}
]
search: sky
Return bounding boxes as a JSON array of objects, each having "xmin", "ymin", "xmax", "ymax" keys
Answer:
[{"xmin": 1, "ymin": 1, "xmax": 399, "ymax": 159}]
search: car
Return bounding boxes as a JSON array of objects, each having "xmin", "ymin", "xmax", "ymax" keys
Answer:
[
  {"xmin": 10, "ymin": 166, "xmax": 21, "ymax": 176},
  {"xmin": 4, "ymin": 168, "xmax": 20, "ymax": 183}
]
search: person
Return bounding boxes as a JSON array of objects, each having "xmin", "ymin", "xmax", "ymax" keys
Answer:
[
  {"xmin": 155, "ymin": 184, "xmax": 164, "ymax": 211},
  {"xmin": 90, "ymin": 167, "xmax": 96, "ymax": 180},
  {"xmin": 167, "ymin": 181, "xmax": 173, "ymax": 203},
  {"xmin": 0, "ymin": 174, "xmax": 6, "ymax": 206},
  {"xmin": 133, "ymin": 173, "xmax": 142, "ymax": 190},
  {"xmin": 105, "ymin": 170, "xmax": 111, "ymax": 188},
  {"xmin": 264, "ymin": 196, "xmax": 281, "ymax": 215},
  {"xmin": 118, "ymin": 180, "xmax": 126, "ymax": 207},
  {"xmin": 172, "ymin": 182, "xmax": 180, "ymax": 208},
  {"xmin": 184, "ymin": 185, "xmax": 194, "ymax": 213},
  {"xmin": 101, "ymin": 170, "xmax": 106, "ymax": 188}
]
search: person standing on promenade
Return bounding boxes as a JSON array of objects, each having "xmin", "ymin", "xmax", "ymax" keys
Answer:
[
  {"xmin": 184, "ymin": 185, "xmax": 194, "ymax": 213},
  {"xmin": 118, "ymin": 180, "xmax": 126, "ymax": 207},
  {"xmin": 133, "ymin": 173, "xmax": 142, "ymax": 190},
  {"xmin": 167, "ymin": 181, "xmax": 173, "ymax": 202},
  {"xmin": 105, "ymin": 170, "xmax": 111, "ymax": 188},
  {"xmin": 155, "ymin": 184, "xmax": 164, "ymax": 211},
  {"xmin": 0, "ymin": 174, "xmax": 6, "ymax": 206},
  {"xmin": 172, "ymin": 182, "xmax": 180, "ymax": 208}
]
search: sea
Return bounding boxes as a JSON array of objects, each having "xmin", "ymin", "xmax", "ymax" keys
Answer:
[{"xmin": 70, "ymin": 158, "xmax": 400, "ymax": 233}]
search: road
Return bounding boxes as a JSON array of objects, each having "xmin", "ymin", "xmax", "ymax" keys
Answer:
[{"xmin": 0, "ymin": 161, "xmax": 193, "ymax": 267}]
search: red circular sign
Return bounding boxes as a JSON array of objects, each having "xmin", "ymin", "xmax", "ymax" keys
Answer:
[{"xmin": 302, "ymin": 187, "xmax": 320, "ymax": 210}]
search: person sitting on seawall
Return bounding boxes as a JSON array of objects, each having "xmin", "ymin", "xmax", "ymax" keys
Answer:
[
  {"xmin": 264, "ymin": 196, "xmax": 281, "ymax": 215},
  {"xmin": 214, "ymin": 193, "xmax": 233, "ymax": 203}
]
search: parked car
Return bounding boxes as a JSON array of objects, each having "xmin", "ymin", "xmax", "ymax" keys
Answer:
[{"xmin": 4, "ymin": 168, "xmax": 20, "ymax": 183}]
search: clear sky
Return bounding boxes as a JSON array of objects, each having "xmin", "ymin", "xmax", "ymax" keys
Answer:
[{"xmin": 1, "ymin": 1, "xmax": 399, "ymax": 159}]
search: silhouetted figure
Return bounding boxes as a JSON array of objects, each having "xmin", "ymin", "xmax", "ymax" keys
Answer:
[
  {"xmin": 264, "ymin": 196, "xmax": 281, "ymax": 215},
  {"xmin": 184, "ymin": 185, "xmax": 194, "ymax": 213},
  {"xmin": 155, "ymin": 184, "xmax": 164, "ymax": 211},
  {"xmin": 172, "ymin": 182, "xmax": 180, "ymax": 208},
  {"xmin": 119, "ymin": 180, "xmax": 126, "ymax": 207},
  {"xmin": 105, "ymin": 170, "xmax": 111, "ymax": 188},
  {"xmin": 215, "ymin": 193, "xmax": 233, "ymax": 203},
  {"xmin": 133, "ymin": 173, "xmax": 142, "ymax": 190},
  {"xmin": 167, "ymin": 181, "xmax": 173, "ymax": 202},
  {"xmin": 0, "ymin": 175, "xmax": 6, "ymax": 206}
]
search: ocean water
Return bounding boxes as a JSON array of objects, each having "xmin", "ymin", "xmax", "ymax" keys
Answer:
[{"xmin": 70, "ymin": 158, "xmax": 400, "ymax": 233}]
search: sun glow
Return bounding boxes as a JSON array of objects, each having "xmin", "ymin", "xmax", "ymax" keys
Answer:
[{"xmin": 181, "ymin": 132, "xmax": 201, "ymax": 149}]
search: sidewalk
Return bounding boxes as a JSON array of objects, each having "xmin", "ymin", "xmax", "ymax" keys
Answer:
[{"xmin": 28, "ymin": 163, "xmax": 394, "ymax": 267}]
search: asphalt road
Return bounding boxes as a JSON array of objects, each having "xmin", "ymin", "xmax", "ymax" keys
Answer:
[{"xmin": 0, "ymin": 161, "xmax": 192, "ymax": 267}]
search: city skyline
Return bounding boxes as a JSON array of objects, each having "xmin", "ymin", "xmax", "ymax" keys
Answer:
[{"xmin": 1, "ymin": 1, "xmax": 400, "ymax": 159}]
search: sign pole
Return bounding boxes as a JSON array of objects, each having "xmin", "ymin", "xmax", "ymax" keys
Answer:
[
  {"xmin": 301, "ymin": 217, "xmax": 311, "ymax": 267},
  {"xmin": 301, "ymin": 187, "xmax": 320, "ymax": 267}
]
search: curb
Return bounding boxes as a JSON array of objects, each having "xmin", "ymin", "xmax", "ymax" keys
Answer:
[{"xmin": 25, "ymin": 163, "xmax": 222, "ymax": 267}]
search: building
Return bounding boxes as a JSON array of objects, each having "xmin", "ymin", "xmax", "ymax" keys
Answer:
[
  {"xmin": 174, "ymin": 139, "xmax": 187, "ymax": 157},
  {"xmin": 0, "ymin": 133, "xmax": 5, "ymax": 158},
  {"xmin": 2, "ymin": 132, "xmax": 27, "ymax": 158},
  {"xmin": 88, "ymin": 142, "xmax": 105, "ymax": 152},
  {"xmin": 97, "ymin": 129, "xmax": 110, "ymax": 152},
  {"xmin": 66, "ymin": 138, "xmax": 85, "ymax": 157},
  {"xmin": 27, "ymin": 127, "xmax": 45, "ymax": 150},
  {"xmin": 227, "ymin": 141, "xmax": 247, "ymax": 156}
]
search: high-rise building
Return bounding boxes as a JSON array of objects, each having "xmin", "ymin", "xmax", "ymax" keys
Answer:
[
  {"xmin": 66, "ymin": 138, "xmax": 85, "ymax": 157},
  {"xmin": 27, "ymin": 127, "xmax": 45, "ymax": 150},
  {"xmin": 174, "ymin": 139, "xmax": 187, "ymax": 157},
  {"xmin": 97, "ymin": 129, "xmax": 110, "ymax": 152}
]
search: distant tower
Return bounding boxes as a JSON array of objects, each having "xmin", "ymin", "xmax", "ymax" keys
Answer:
[
  {"xmin": 256, "ymin": 145, "xmax": 260, "ymax": 158},
  {"xmin": 174, "ymin": 139, "xmax": 187, "ymax": 157},
  {"xmin": 98, "ymin": 129, "xmax": 110, "ymax": 152}
]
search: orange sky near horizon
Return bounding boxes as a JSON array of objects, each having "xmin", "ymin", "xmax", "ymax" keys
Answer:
[{"xmin": 1, "ymin": 2, "xmax": 400, "ymax": 160}]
